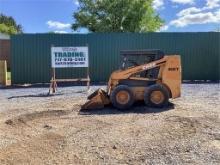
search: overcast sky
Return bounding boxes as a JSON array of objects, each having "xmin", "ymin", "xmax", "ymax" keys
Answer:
[{"xmin": 0, "ymin": 0, "xmax": 219, "ymax": 33}]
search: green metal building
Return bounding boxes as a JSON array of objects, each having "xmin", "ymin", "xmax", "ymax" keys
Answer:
[{"xmin": 11, "ymin": 32, "xmax": 220, "ymax": 84}]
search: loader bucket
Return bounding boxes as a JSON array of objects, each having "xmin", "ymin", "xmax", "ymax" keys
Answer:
[{"xmin": 81, "ymin": 89, "xmax": 110, "ymax": 110}]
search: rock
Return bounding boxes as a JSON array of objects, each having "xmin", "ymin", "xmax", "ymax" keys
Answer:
[
  {"xmin": 43, "ymin": 124, "xmax": 52, "ymax": 129},
  {"xmin": 214, "ymin": 134, "xmax": 220, "ymax": 140},
  {"xmin": 112, "ymin": 145, "xmax": 117, "ymax": 149},
  {"xmin": 5, "ymin": 119, "xmax": 13, "ymax": 125}
]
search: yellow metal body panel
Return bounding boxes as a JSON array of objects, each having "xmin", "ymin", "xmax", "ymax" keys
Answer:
[
  {"xmin": 130, "ymin": 87, "xmax": 145, "ymax": 100},
  {"xmin": 161, "ymin": 55, "xmax": 181, "ymax": 98},
  {"xmin": 0, "ymin": 60, "xmax": 7, "ymax": 86}
]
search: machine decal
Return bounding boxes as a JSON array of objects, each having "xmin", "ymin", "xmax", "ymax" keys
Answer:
[
  {"xmin": 168, "ymin": 67, "xmax": 179, "ymax": 71},
  {"xmin": 142, "ymin": 63, "xmax": 156, "ymax": 70}
]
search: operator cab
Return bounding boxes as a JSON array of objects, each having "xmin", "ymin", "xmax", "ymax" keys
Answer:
[
  {"xmin": 120, "ymin": 49, "xmax": 164, "ymax": 70},
  {"xmin": 120, "ymin": 49, "xmax": 164, "ymax": 79}
]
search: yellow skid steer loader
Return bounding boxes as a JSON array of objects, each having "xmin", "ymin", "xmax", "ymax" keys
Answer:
[{"xmin": 81, "ymin": 50, "xmax": 181, "ymax": 110}]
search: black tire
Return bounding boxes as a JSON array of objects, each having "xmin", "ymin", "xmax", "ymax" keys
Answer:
[
  {"xmin": 110, "ymin": 85, "xmax": 134, "ymax": 110},
  {"xmin": 144, "ymin": 84, "xmax": 169, "ymax": 108}
]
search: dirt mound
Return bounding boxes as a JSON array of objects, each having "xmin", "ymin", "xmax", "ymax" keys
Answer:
[{"xmin": 5, "ymin": 110, "xmax": 69, "ymax": 126}]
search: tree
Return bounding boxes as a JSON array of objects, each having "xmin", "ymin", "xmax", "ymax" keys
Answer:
[
  {"xmin": 72, "ymin": 0, "xmax": 163, "ymax": 32},
  {"xmin": 0, "ymin": 23, "xmax": 17, "ymax": 34},
  {"xmin": 0, "ymin": 13, "xmax": 23, "ymax": 34}
]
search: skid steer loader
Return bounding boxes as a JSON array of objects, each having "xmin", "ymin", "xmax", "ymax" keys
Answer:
[{"xmin": 81, "ymin": 50, "xmax": 181, "ymax": 110}]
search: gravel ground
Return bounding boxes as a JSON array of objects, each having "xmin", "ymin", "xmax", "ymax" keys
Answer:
[{"xmin": 0, "ymin": 83, "xmax": 219, "ymax": 165}]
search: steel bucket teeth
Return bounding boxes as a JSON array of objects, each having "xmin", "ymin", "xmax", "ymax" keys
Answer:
[{"xmin": 81, "ymin": 89, "xmax": 110, "ymax": 110}]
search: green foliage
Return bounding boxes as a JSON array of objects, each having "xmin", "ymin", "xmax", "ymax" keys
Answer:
[
  {"xmin": 0, "ymin": 13, "xmax": 23, "ymax": 34},
  {"xmin": 72, "ymin": 0, "xmax": 163, "ymax": 32},
  {"xmin": 0, "ymin": 23, "xmax": 17, "ymax": 34}
]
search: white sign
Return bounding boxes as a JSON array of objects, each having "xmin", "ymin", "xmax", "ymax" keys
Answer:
[{"xmin": 51, "ymin": 47, "xmax": 88, "ymax": 68}]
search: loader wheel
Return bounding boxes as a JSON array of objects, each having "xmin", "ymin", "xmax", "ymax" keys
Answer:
[
  {"xmin": 110, "ymin": 85, "xmax": 134, "ymax": 110},
  {"xmin": 144, "ymin": 84, "xmax": 169, "ymax": 108}
]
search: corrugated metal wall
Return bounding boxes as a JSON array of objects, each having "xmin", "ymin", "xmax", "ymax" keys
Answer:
[{"xmin": 11, "ymin": 33, "xmax": 220, "ymax": 84}]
